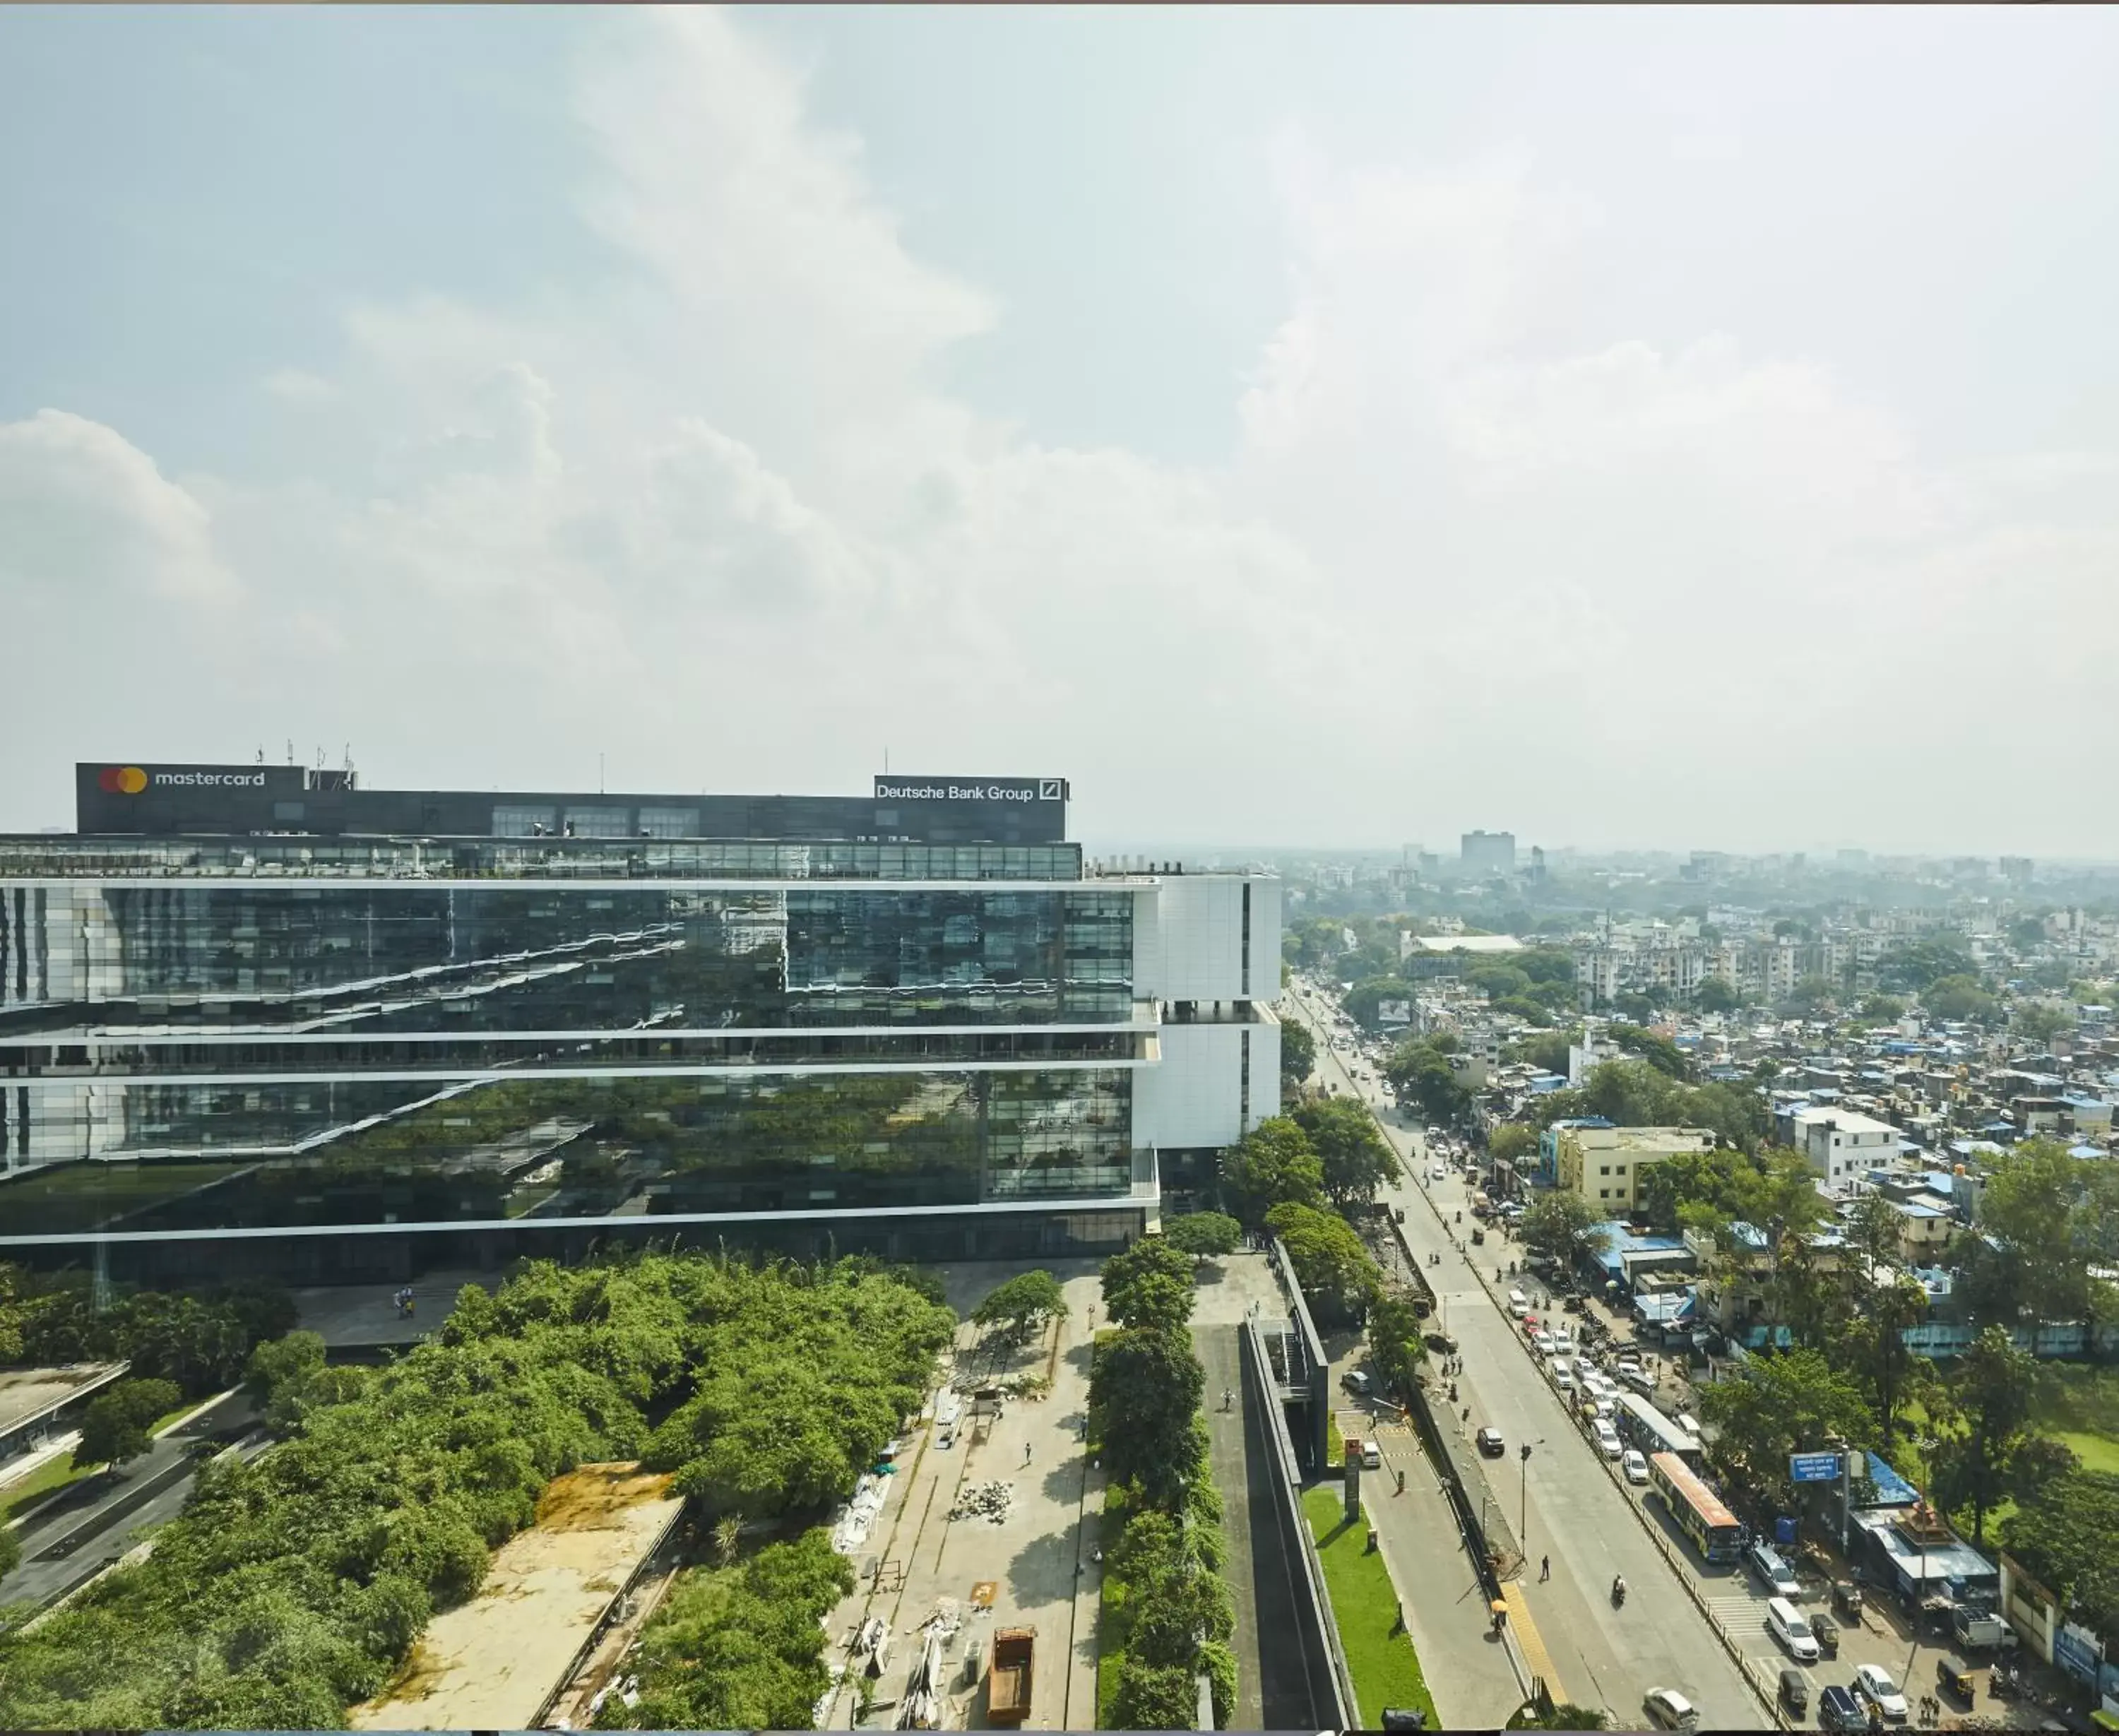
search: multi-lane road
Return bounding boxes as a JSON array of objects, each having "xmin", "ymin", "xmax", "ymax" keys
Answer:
[{"xmin": 1285, "ymin": 984, "xmax": 1773, "ymax": 1730}]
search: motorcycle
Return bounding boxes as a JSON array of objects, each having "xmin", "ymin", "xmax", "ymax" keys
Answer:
[{"xmin": 1610, "ymin": 1578, "xmax": 1627, "ymax": 1608}]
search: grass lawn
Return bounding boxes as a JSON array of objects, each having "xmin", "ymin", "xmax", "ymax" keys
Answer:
[
  {"xmin": 1303, "ymin": 1485, "xmax": 1438, "ymax": 1730},
  {"xmin": 0, "ymin": 1400, "xmax": 208, "ymax": 1528}
]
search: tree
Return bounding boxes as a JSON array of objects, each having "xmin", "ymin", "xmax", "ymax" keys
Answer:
[
  {"xmin": 1859, "ymin": 993, "xmax": 1906, "ymax": 1024},
  {"xmin": 1365, "ymin": 1290, "xmax": 1429, "ymax": 1399},
  {"xmin": 1162, "ymin": 1213, "xmax": 1242, "ymax": 1259},
  {"xmin": 1488, "ymin": 1124, "xmax": 1539, "ymax": 1166},
  {"xmin": 0, "ymin": 1518, "xmax": 18, "ymax": 1579},
  {"xmin": 1264, "ymin": 1203, "xmax": 1378, "ymax": 1322},
  {"xmin": 2007, "ymin": 1434, "xmax": 2080, "ymax": 1511},
  {"xmin": 1697, "ymin": 1348, "xmax": 1874, "ymax": 1509},
  {"xmin": 76, "ymin": 1377, "xmax": 183, "ymax": 1475},
  {"xmin": 1880, "ymin": 938, "xmax": 1976, "ymax": 994},
  {"xmin": 1924, "ymin": 974, "xmax": 1997, "ymax": 1023},
  {"xmin": 1093, "ymin": 1328, "xmax": 1205, "ymax": 1504},
  {"xmin": 2014, "ymin": 1003, "xmax": 2071, "ymax": 1045},
  {"xmin": 1506, "ymin": 1030, "xmax": 1574, "ymax": 1077},
  {"xmin": 1220, "ymin": 1119, "xmax": 1324, "ymax": 1225},
  {"xmin": 1100, "ymin": 1239, "xmax": 1197, "ymax": 1336},
  {"xmin": 2000, "ymin": 1468, "xmax": 2119, "ymax": 1641},
  {"xmin": 972, "ymin": 1271, "xmax": 1066, "ymax": 1343},
  {"xmin": 1278, "ymin": 1016, "xmax": 1317, "ymax": 1087},
  {"xmin": 1695, "ymin": 977, "xmax": 1740, "ymax": 1014},
  {"xmin": 1518, "ymin": 1192, "xmax": 1611, "ymax": 1267},
  {"xmin": 1293, "ymin": 1098, "xmax": 1397, "ymax": 1209},
  {"xmin": 1848, "ymin": 1276, "xmax": 1930, "ymax": 1453},
  {"xmin": 1610, "ymin": 1023, "xmax": 1690, "ymax": 1080},
  {"xmin": 1978, "ymin": 1139, "xmax": 2099, "ymax": 1327},
  {"xmin": 1930, "ymin": 1326, "xmax": 2036, "ymax": 1543},
  {"xmin": 1109, "ymin": 1659, "xmax": 1201, "ymax": 1730},
  {"xmin": 1385, "ymin": 1040, "xmax": 1470, "ymax": 1125}
]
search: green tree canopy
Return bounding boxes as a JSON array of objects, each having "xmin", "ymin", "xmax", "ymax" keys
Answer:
[
  {"xmin": 1093, "ymin": 1328, "xmax": 1205, "ymax": 1505},
  {"xmin": 2000, "ymin": 1468, "xmax": 2119, "ymax": 1641},
  {"xmin": 1517, "ymin": 1193, "xmax": 1611, "ymax": 1266},
  {"xmin": 1278, "ymin": 1016, "xmax": 1317, "ymax": 1086},
  {"xmin": 1488, "ymin": 1124, "xmax": 1539, "ymax": 1165},
  {"xmin": 1292, "ymin": 1098, "xmax": 1398, "ymax": 1208},
  {"xmin": 1100, "ymin": 1240, "xmax": 1197, "ymax": 1336},
  {"xmin": 973, "ymin": 1270, "xmax": 1067, "ymax": 1342},
  {"xmin": 1695, "ymin": 977, "xmax": 1740, "ymax": 1013},
  {"xmin": 76, "ymin": 1377, "xmax": 183, "ymax": 1474},
  {"xmin": 1880, "ymin": 938, "xmax": 1976, "ymax": 994},
  {"xmin": 1161, "ymin": 1213, "xmax": 1242, "ymax": 1259},
  {"xmin": 1264, "ymin": 1202, "xmax": 1378, "ymax": 1322},
  {"xmin": 1930, "ymin": 1326, "xmax": 2037, "ymax": 1543},
  {"xmin": 1365, "ymin": 1290, "xmax": 1430, "ymax": 1399},
  {"xmin": 1220, "ymin": 1119, "xmax": 1324, "ymax": 1225},
  {"xmin": 1385, "ymin": 1040, "xmax": 1471, "ymax": 1125},
  {"xmin": 1697, "ymin": 1347, "xmax": 1874, "ymax": 1509},
  {"xmin": 1924, "ymin": 974, "xmax": 1998, "ymax": 1022}
]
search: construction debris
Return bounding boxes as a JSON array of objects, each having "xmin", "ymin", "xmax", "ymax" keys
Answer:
[
  {"xmin": 896, "ymin": 1632, "xmax": 947, "ymax": 1729},
  {"xmin": 947, "ymin": 1480, "xmax": 1014, "ymax": 1524}
]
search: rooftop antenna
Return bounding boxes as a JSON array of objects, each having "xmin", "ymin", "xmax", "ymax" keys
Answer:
[
  {"xmin": 256, "ymin": 744, "xmax": 265, "ymax": 765},
  {"xmin": 286, "ymin": 738, "xmax": 295, "ymax": 766},
  {"xmin": 599, "ymin": 751, "xmax": 605, "ymax": 795}
]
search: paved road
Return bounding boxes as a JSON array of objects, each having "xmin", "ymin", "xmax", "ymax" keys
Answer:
[
  {"xmin": 0, "ymin": 1393, "xmax": 261, "ymax": 1615},
  {"xmin": 1286, "ymin": 985, "xmax": 1771, "ymax": 1730}
]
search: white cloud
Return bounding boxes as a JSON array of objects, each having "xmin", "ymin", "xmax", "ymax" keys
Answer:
[
  {"xmin": 6, "ymin": 11, "xmax": 2117, "ymax": 855},
  {"xmin": 0, "ymin": 409, "xmax": 234, "ymax": 603}
]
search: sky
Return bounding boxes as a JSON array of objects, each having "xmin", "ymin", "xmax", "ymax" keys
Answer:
[{"xmin": 3, "ymin": 6, "xmax": 2117, "ymax": 857}]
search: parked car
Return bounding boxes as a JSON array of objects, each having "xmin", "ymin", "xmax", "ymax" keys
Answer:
[
  {"xmin": 1622, "ymin": 1449, "xmax": 1650, "ymax": 1485},
  {"xmin": 1748, "ymin": 1540, "xmax": 1800, "ymax": 1599},
  {"xmin": 1477, "ymin": 1426, "xmax": 1506, "ymax": 1456},
  {"xmin": 1817, "ymin": 1684, "xmax": 1862, "ymax": 1732},
  {"xmin": 1853, "ymin": 1663, "xmax": 1909, "ymax": 1723},
  {"xmin": 1341, "ymin": 1369, "xmax": 1372, "ymax": 1396},
  {"xmin": 1642, "ymin": 1687, "xmax": 1698, "ymax": 1730},
  {"xmin": 1360, "ymin": 1439, "xmax": 1382, "ymax": 1469},
  {"xmin": 1779, "ymin": 1669, "xmax": 1810, "ymax": 1717}
]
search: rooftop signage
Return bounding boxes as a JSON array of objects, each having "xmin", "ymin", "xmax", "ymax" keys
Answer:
[
  {"xmin": 874, "ymin": 776, "xmax": 1067, "ymax": 804},
  {"xmin": 84, "ymin": 763, "xmax": 293, "ymax": 795}
]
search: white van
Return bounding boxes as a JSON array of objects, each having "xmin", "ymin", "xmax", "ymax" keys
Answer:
[
  {"xmin": 1675, "ymin": 1413, "xmax": 1702, "ymax": 1442},
  {"xmin": 1767, "ymin": 1595, "xmax": 1820, "ymax": 1663},
  {"xmin": 1620, "ymin": 1365, "xmax": 1657, "ymax": 1396},
  {"xmin": 1360, "ymin": 1439, "xmax": 1382, "ymax": 1469},
  {"xmin": 1508, "ymin": 1288, "xmax": 1529, "ymax": 1317}
]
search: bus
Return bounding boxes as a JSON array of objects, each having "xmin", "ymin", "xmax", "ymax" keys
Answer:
[
  {"xmin": 1615, "ymin": 1392, "xmax": 1702, "ymax": 1469},
  {"xmin": 1649, "ymin": 1451, "xmax": 1743, "ymax": 1564}
]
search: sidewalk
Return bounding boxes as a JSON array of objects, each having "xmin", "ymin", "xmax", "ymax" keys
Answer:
[{"xmin": 1362, "ymin": 1417, "xmax": 1526, "ymax": 1726}]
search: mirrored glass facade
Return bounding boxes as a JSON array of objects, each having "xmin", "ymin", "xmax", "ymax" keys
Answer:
[{"xmin": 1, "ymin": 863, "xmax": 1146, "ymax": 1265}]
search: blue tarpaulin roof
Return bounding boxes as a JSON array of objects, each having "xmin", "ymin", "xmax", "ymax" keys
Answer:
[{"xmin": 1863, "ymin": 1453, "xmax": 1920, "ymax": 1506}]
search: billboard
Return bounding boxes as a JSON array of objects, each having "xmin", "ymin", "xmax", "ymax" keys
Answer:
[
  {"xmin": 1789, "ymin": 1451, "xmax": 1845, "ymax": 1485},
  {"xmin": 874, "ymin": 775, "xmax": 1067, "ymax": 804}
]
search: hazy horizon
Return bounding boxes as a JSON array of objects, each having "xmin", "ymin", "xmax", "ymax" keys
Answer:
[{"xmin": 5, "ymin": 8, "xmax": 2118, "ymax": 856}]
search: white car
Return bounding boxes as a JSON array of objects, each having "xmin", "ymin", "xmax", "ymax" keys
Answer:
[
  {"xmin": 1548, "ymin": 1355, "xmax": 1571, "ymax": 1379},
  {"xmin": 1622, "ymin": 1448, "xmax": 1649, "ymax": 1484},
  {"xmin": 1854, "ymin": 1664, "xmax": 1909, "ymax": 1723},
  {"xmin": 1593, "ymin": 1420, "xmax": 1623, "ymax": 1458},
  {"xmin": 1533, "ymin": 1331, "xmax": 1556, "ymax": 1355},
  {"xmin": 1430, "ymin": 1164, "xmax": 1446, "ymax": 1182},
  {"xmin": 1642, "ymin": 1687, "xmax": 1699, "ymax": 1731},
  {"xmin": 1554, "ymin": 1371, "xmax": 1577, "ymax": 1396}
]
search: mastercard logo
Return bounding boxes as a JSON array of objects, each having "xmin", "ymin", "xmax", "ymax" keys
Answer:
[{"xmin": 98, "ymin": 766, "xmax": 148, "ymax": 795}]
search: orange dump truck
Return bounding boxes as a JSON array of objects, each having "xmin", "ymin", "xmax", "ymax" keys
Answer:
[{"xmin": 988, "ymin": 1626, "xmax": 1036, "ymax": 1723}]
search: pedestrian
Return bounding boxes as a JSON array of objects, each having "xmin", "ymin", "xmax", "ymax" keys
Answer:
[
  {"xmin": 1023, "ymin": 1442, "xmax": 1033, "ymax": 1466},
  {"xmin": 1540, "ymin": 1554, "xmax": 1550, "ymax": 1582}
]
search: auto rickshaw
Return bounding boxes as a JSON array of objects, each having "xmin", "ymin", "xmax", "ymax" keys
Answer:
[
  {"xmin": 1470, "ymin": 1227, "xmax": 1485, "ymax": 1245},
  {"xmin": 1831, "ymin": 1580, "xmax": 1865, "ymax": 1620},
  {"xmin": 1936, "ymin": 1658, "xmax": 1976, "ymax": 1705}
]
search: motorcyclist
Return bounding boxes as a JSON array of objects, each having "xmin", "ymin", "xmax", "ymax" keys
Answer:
[{"xmin": 1611, "ymin": 1574, "xmax": 1627, "ymax": 1605}]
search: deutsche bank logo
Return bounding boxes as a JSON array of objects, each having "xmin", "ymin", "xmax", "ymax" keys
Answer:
[{"xmin": 1039, "ymin": 780, "xmax": 1062, "ymax": 800}]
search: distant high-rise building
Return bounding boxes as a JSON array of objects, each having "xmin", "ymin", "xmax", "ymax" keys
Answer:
[
  {"xmin": 1460, "ymin": 830, "xmax": 1516, "ymax": 876},
  {"xmin": 1529, "ymin": 845, "xmax": 1547, "ymax": 882},
  {"xmin": 2000, "ymin": 856, "xmax": 2034, "ymax": 885}
]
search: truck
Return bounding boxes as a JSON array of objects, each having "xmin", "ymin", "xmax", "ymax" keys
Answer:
[
  {"xmin": 988, "ymin": 1626, "xmax": 1036, "ymax": 1723},
  {"xmin": 1949, "ymin": 1606, "xmax": 2016, "ymax": 1652}
]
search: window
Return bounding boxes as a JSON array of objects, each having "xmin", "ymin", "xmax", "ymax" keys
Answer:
[
  {"xmin": 637, "ymin": 807, "xmax": 701, "ymax": 839},
  {"xmin": 563, "ymin": 807, "xmax": 631, "ymax": 838},
  {"xmin": 1600, "ymin": 1165, "xmax": 1610, "ymax": 1175},
  {"xmin": 492, "ymin": 804, "xmax": 557, "ymax": 838}
]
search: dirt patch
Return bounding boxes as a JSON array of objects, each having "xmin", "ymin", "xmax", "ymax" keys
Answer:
[
  {"xmin": 377, "ymin": 1640, "xmax": 450, "ymax": 1706},
  {"xmin": 536, "ymin": 1462, "xmax": 674, "ymax": 1532}
]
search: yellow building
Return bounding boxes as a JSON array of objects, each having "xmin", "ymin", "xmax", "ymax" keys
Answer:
[{"xmin": 1555, "ymin": 1124, "xmax": 1716, "ymax": 1213}]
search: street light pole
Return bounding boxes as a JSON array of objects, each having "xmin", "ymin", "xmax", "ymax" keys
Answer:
[{"xmin": 1520, "ymin": 1442, "xmax": 1533, "ymax": 1546}]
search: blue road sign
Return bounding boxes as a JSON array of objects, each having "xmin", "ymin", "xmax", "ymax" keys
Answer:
[{"xmin": 1791, "ymin": 1451, "xmax": 1844, "ymax": 1484}]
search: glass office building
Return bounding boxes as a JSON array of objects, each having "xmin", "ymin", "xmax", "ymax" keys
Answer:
[{"xmin": 0, "ymin": 764, "xmax": 1280, "ymax": 1282}]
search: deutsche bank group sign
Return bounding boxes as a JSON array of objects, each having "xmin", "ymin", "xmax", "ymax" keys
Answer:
[
  {"xmin": 874, "ymin": 776, "xmax": 1068, "ymax": 804},
  {"xmin": 1790, "ymin": 1451, "xmax": 1845, "ymax": 1485}
]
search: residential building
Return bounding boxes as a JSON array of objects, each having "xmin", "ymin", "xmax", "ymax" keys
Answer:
[
  {"xmin": 1460, "ymin": 830, "xmax": 1516, "ymax": 876},
  {"xmin": 1786, "ymin": 1105, "xmax": 1900, "ymax": 1187},
  {"xmin": 1553, "ymin": 1124, "xmax": 1716, "ymax": 1213},
  {"xmin": 0, "ymin": 759, "xmax": 1281, "ymax": 1285}
]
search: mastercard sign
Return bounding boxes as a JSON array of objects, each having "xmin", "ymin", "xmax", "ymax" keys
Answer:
[{"xmin": 98, "ymin": 766, "xmax": 149, "ymax": 795}]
